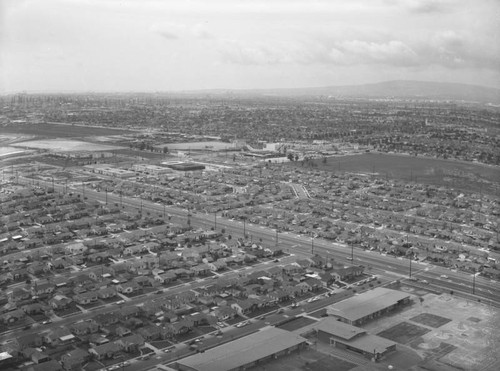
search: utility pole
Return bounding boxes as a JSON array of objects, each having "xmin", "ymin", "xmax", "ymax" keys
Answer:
[
  {"xmin": 472, "ymin": 270, "xmax": 476, "ymax": 295},
  {"xmin": 82, "ymin": 182, "xmax": 85, "ymax": 198},
  {"xmin": 275, "ymin": 229, "xmax": 279, "ymax": 247},
  {"xmin": 311, "ymin": 237, "xmax": 314, "ymax": 255},
  {"xmin": 409, "ymin": 256, "xmax": 412, "ymax": 278},
  {"xmin": 243, "ymin": 218, "xmax": 246, "ymax": 238},
  {"xmin": 163, "ymin": 204, "xmax": 166, "ymax": 219},
  {"xmin": 351, "ymin": 242, "xmax": 354, "ymax": 261},
  {"xmin": 105, "ymin": 188, "xmax": 108, "ymax": 205},
  {"xmin": 214, "ymin": 212, "xmax": 217, "ymax": 230}
]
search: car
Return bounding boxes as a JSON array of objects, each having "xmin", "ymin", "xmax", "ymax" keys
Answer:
[
  {"xmin": 291, "ymin": 302, "xmax": 299, "ymax": 308},
  {"xmin": 440, "ymin": 275, "xmax": 448, "ymax": 279},
  {"xmin": 41, "ymin": 320, "xmax": 52, "ymax": 325},
  {"xmin": 235, "ymin": 321, "xmax": 248, "ymax": 328},
  {"xmin": 307, "ymin": 296, "xmax": 320, "ymax": 303},
  {"xmin": 421, "ymin": 280, "xmax": 429, "ymax": 284},
  {"xmin": 115, "ymin": 300, "xmax": 125, "ymax": 305},
  {"xmin": 216, "ymin": 322, "xmax": 226, "ymax": 328}
]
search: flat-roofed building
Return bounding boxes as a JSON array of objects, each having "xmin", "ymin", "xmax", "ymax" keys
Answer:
[
  {"xmin": 326, "ymin": 287, "xmax": 411, "ymax": 326},
  {"xmin": 311, "ymin": 318, "xmax": 396, "ymax": 360},
  {"xmin": 174, "ymin": 327, "xmax": 307, "ymax": 371}
]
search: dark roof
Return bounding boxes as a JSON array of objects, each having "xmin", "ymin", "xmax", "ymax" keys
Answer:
[{"xmin": 176, "ymin": 327, "xmax": 306, "ymax": 371}]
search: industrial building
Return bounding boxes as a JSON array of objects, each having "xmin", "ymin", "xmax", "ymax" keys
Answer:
[
  {"xmin": 326, "ymin": 287, "xmax": 411, "ymax": 326},
  {"xmin": 174, "ymin": 327, "xmax": 307, "ymax": 371}
]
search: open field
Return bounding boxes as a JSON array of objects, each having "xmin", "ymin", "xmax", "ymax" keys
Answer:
[
  {"xmin": 13, "ymin": 139, "xmax": 123, "ymax": 152},
  {"xmin": 1, "ymin": 122, "xmax": 133, "ymax": 138},
  {"xmin": 363, "ymin": 288, "xmax": 500, "ymax": 371},
  {"xmin": 289, "ymin": 152, "xmax": 500, "ymax": 195},
  {"xmin": 277, "ymin": 317, "xmax": 317, "ymax": 331},
  {"xmin": 164, "ymin": 141, "xmax": 237, "ymax": 151},
  {"xmin": 410, "ymin": 313, "xmax": 452, "ymax": 328},
  {"xmin": 0, "ymin": 146, "xmax": 30, "ymax": 158},
  {"xmin": 378, "ymin": 321, "xmax": 431, "ymax": 344}
]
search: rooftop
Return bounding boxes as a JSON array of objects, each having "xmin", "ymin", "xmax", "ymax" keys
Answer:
[
  {"xmin": 313, "ymin": 318, "xmax": 366, "ymax": 340},
  {"xmin": 326, "ymin": 287, "xmax": 410, "ymax": 322},
  {"xmin": 176, "ymin": 327, "xmax": 306, "ymax": 371}
]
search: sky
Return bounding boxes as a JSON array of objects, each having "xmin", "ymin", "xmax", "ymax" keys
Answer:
[{"xmin": 1, "ymin": 0, "xmax": 499, "ymax": 93}]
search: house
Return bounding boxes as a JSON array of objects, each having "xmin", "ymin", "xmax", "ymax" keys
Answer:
[
  {"xmin": 212, "ymin": 305, "xmax": 237, "ymax": 321},
  {"xmin": 268, "ymin": 289, "xmax": 292, "ymax": 302},
  {"xmin": 88, "ymin": 342, "xmax": 122, "ymax": 360},
  {"xmin": 23, "ymin": 348, "xmax": 51, "ymax": 364},
  {"xmin": 97, "ymin": 287, "xmax": 116, "ymax": 299},
  {"xmin": 27, "ymin": 261, "xmax": 51, "ymax": 276},
  {"xmin": 331, "ymin": 265, "xmax": 363, "ymax": 281},
  {"xmin": 231, "ymin": 299, "xmax": 258, "ymax": 315},
  {"xmin": 48, "ymin": 295, "xmax": 73, "ymax": 310},
  {"xmin": 137, "ymin": 325, "xmax": 163, "ymax": 341},
  {"xmin": 116, "ymin": 334, "xmax": 144, "ymax": 352},
  {"xmin": 88, "ymin": 267, "xmax": 114, "ymax": 281},
  {"xmin": 119, "ymin": 306, "xmax": 142, "ymax": 320},
  {"xmin": 303, "ymin": 277, "xmax": 323, "ymax": 291},
  {"xmin": 31, "ymin": 282, "xmax": 55, "ymax": 297},
  {"xmin": 133, "ymin": 275, "xmax": 154, "ymax": 287},
  {"xmin": 123, "ymin": 245, "xmax": 146, "ymax": 256},
  {"xmin": 166, "ymin": 319, "xmax": 194, "ymax": 336},
  {"xmin": 70, "ymin": 320, "xmax": 100, "ymax": 336},
  {"xmin": 94, "ymin": 312, "xmax": 120, "ymax": 327},
  {"xmin": 10, "ymin": 287, "xmax": 31, "ymax": 302},
  {"xmin": 43, "ymin": 327, "xmax": 75, "ymax": 346},
  {"xmin": 73, "ymin": 291, "xmax": 98, "ymax": 305},
  {"xmin": 207, "ymin": 260, "xmax": 227, "ymax": 272},
  {"xmin": 21, "ymin": 303, "xmax": 47, "ymax": 315},
  {"xmin": 116, "ymin": 281, "xmax": 141, "ymax": 294},
  {"xmin": 154, "ymin": 271, "xmax": 177, "ymax": 284},
  {"xmin": 60, "ymin": 348, "xmax": 89, "ymax": 371},
  {"xmin": 16, "ymin": 333, "xmax": 44, "ymax": 350},
  {"xmin": 65, "ymin": 242, "xmax": 87, "ymax": 255},
  {"xmin": 282, "ymin": 264, "xmax": 304, "ymax": 276},
  {"xmin": 190, "ymin": 263, "xmax": 211, "ymax": 276}
]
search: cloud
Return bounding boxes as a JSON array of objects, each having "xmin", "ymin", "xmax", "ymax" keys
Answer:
[
  {"xmin": 219, "ymin": 31, "xmax": 500, "ymax": 72},
  {"xmin": 149, "ymin": 22, "xmax": 214, "ymax": 40},
  {"xmin": 149, "ymin": 23, "xmax": 183, "ymax": 40},
  {"xmin": 192, "ymin": 23, "xmax": 214, "ymax": 39},
  {"xmin": 219, "ymin": 39, "xmax": 419, "ymax": 67},
  {"xmin": 405, "ymin": 0, "xmax": 451, "ymax": 14}
]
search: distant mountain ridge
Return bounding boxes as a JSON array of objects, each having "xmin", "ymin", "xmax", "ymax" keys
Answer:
[{"xmin": 248, "ymin": 80, "xmax": 500, "ymax": 104}]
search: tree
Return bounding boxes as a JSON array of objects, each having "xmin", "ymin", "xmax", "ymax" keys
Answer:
[{"xmin": 162, "ymin": 147, "xmax": 169, "ymax": 154}]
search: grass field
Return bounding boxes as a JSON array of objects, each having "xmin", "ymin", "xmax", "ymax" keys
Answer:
[
  {"xmin": 377, "ymin": 321, "xmax": 431, "ymax": 344},
  {"xmin": 2, "ymin": 122, "xmax": 133, "ymax": 138},
  {"xmin": 14, "ymin": 139, "xmax": 123, "ymax": 152},
  {"xmin": 288, "ymin": 152, "xmax": 500, "ymax": 195},
  {"xmin": 410, "ymin": 313, "xmax": 452, "ymax": 328},
  {"xmin": 277, "ymin": 317, "xmax": 317, "ymax": 331}
]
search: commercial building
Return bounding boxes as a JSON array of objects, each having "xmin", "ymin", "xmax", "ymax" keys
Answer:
[
  {"xmin": 163, "ymin": 162, "xmax": 205, "ymax": 172},
  {"xmin": 326, "ymin": 287, "xmax": 411, "ymax": 326},
  {"xmin": 83, "ymin": 164, "xmax": 135, "ymax": 179},
  {"xmin": 132, "ymin": 164, "xmax": 172, "ymax": 175},
  {"xmin": 311, "ymin": 318, "xmax": 396, "ymax": 360},
  {"xmin": 174, "ymin": 327, "xmax": 307, "ymax": 371}
]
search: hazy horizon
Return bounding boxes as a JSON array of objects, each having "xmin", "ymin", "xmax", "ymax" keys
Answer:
[{"xmin": 2, "ymin": 0, "xmax": 500, "ymax": 93}]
